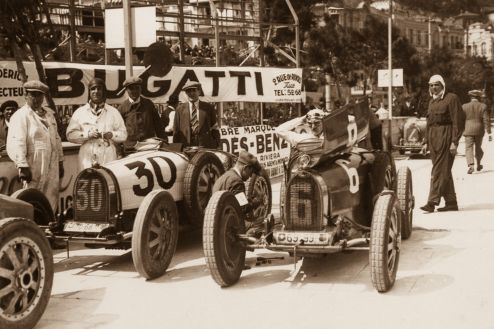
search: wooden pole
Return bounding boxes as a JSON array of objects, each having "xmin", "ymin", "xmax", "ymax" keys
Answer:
[
  {"xmin": 69, "ymin": 0, "xmax": 77, "ymax": 62},
  {"xmin": 123, "ymin": 0, "xmax": 133, "ymax": 76}
]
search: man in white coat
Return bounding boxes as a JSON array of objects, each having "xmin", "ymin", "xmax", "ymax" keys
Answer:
[
  {"xmin": 66, "ymin": 78, "xmax": 127, "ymax": 170},
  {"xmin": 7, "ymin": 80, "xmax": 64, "ymax": 213}
]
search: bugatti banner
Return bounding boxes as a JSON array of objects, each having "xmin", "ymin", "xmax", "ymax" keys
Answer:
[
  {"xmin": 219, "ymin": 125, "xmax": 290, "ymax": 178},
  {"xmin": 0, "ymin": 61, "xmax": 304, "ymax": 105}
]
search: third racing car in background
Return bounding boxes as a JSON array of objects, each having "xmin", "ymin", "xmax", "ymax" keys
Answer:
[{"xmin": 203, "ymin": 99, "xmax": 415, "ymax": 293}]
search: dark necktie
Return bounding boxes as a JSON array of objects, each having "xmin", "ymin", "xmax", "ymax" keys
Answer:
[{"xmin": 191, "ymin": 103, "xmax": 198, "ymax": 134}]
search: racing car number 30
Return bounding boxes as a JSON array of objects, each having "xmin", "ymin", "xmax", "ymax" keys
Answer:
[{"xmin": 125, "ymin": 156, "xmax": 177, "ymax": 196}]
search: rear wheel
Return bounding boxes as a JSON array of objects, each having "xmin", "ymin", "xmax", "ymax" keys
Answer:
[
  {"xmin": 132, "ymin": 190, "xmax": 179, "ymax": 280},
  {"xmin": 245, "ymin": 169, "xmax": 272, "ymax": 221},
  {"xmin": 203, "ymin": 191, "xmax": 246, "ymax": 287},
  {"xmin": 0, "ymin": 217, "xmax": 53, "ymax": 329},
  {"xmin": 370, "ymin": 192, "xmax": 401, "ymax": 293},
  {"xmin": 184, "ymin": 152, "xmax": 225, "ymax": 227},
  {"xmin": 370, "ymin": 151, "xmax": 395, "ymax": 201},
  {"xmin": 396, "ymin": 167, "xmax": 414, "ymax": 239}
]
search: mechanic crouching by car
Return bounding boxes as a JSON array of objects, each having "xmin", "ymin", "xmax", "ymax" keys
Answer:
[
  {"xmin": 212, "ymin": 150, "xmax": 264, "ymax": 237},
  {"xmin": 118, "ymin": 76, "xmax": 167, "ymax": 151},
  {"xmin": 6, "ymin": 80, "xmax": 64, "ymax": 213},
  {"xmin": 66, "ymin": 78, "xmax": 127, "ymax": 170}
]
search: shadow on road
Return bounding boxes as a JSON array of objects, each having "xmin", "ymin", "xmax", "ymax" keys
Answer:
[{"xmin": 228, "ymin": 227, "xmax": 459, "ymax": 295}]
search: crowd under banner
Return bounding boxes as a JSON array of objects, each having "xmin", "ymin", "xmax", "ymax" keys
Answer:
[{"xmin": 0, "ymin": 61, "xmax": 304, "ymax": 105}]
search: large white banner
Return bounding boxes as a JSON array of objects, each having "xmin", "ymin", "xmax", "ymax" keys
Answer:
[
  {"xmin": 0, "ymin": 61, "xmax": 303, "ymax": 105},
  {"xmin": 219, "ymin": 125, "xmax": 290, "ymax": 178}
]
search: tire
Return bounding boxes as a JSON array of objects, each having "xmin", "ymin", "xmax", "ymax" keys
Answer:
[
  {"xmin": 0, "ymin": 217, "xmax": 53, "ymax": 329},
  {"xmin": 184, "ymin": 152, "xmax": 225, "ymax": 227},
  {"xmin": 10, "ymin": 189, "xmax": 54, "ymax": 225},
  {"xmin": 370, "ymin": 192, "xmax": 401, "ymax": 293},
  {"xmin": 396, "ymin": 167, "xmax": 414, "ymax": 240},
  {"xmin": 279, "ymin": 179, "xmax": 286, "ymax": 222},
  {"xmin": 132, "ymin": 190, "xmax": 179, "ymax": 280},
  {"xmin": 370, "ymin": 151, "xmax": 395, "ymax": 201},
  {"xmin": 245, "ymin": 169, "xmax": 272, "ymax": 221},
  {"xmin": 203, "ymin": 191, "xmax": 246, "ymax": 287}
]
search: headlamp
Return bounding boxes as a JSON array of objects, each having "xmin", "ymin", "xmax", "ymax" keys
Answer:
[{"xmin": 297, "ymin": 154, "xmax": 311, "ymax": 169}]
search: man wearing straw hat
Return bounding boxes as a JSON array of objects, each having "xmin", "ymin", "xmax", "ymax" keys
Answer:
[{"xmin": 173, "ymin": 80, "xmax": 220, "ymax": 148}]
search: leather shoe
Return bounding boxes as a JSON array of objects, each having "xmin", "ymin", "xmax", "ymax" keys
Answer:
[
  {"xmin": 467, "ymin": 166, "xmax": 474, "ymax": 174},
  {"xmin": 420, "ymin": 203, "xmax": 435, "ymax": 212},
  {"xmin": 437, "ymin": 204, "xmax": 458, "ymax": 212},
  {"xmin": 477, "ymin": 164, "xmax": 483, "ymax": 171}
]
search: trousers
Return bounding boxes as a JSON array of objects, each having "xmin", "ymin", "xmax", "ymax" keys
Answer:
[
  {"xmin": 427, "ymin": 125, "xmax": 457, "ymax": 204},
  {"xmin": 464, "ymin": 135, "xmax": 484, "ymax": 166}
]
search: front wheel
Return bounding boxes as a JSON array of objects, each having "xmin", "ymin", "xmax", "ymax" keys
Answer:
[
  {"xmin": 184, "ymin": 152, "xmax": 225, "ymax": 227},
  {"xmin": 132, "ymin": 190, "xmax": 179, "ymax": 280},
  {"xmin": 203, "ymin": 191, "xmax": 246, "ymax": 287},
  {"xmin": 370, "ymin": 192, "xmax": 401, "ymax": 293},
  {"xmin": 0, "ymin": 217, "xmax": 54, "ymax": 329}
]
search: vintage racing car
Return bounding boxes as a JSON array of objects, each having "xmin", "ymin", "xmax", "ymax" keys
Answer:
[
  {"xmin": 394, "ymin": 116, "xmax": 427, "ymax": 155},
  {"xmin": 0, "ymin": 193, "xmax": 54, "ymax": 329},
  {"xmin": 203, "ymin": 99, "xmax": 414, "ymax": 292},
  {"xmin": 10, "ymin": 139, "xmax": 271, "ymax": 280}
]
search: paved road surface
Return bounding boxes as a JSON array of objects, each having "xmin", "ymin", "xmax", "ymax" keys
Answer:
[{"xmin": 37, "ymin": 136, "xmax": 494, "ymax": 329}]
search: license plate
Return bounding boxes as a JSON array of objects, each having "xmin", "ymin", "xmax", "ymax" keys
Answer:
[{"xmin": 64, "ymin": 221, "xmax": 110, "ymax": 233}]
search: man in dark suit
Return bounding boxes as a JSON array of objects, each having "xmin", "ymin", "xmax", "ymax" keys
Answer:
[
  {"xmin": 462, "ymin": 89, "xmax": 492, "ymax": 174},
  {"xmin": 173, "ymin": 81, "xmax": 220, "ymax": 148},
  {"xmin": 118, "ymin": 76, "xmax": 167, "ymax": 150}
]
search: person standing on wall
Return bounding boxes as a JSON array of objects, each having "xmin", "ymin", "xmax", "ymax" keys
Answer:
[
  {"xmin": 66, "ymin": 78, "xmax": 127, "ymax": 170},
  {"xmin": 462, "ymin": 89, "xmax": 492, "ymax": 174},
  {"xmin": 420, "ymin": 75, "xmax": 465, "ymax": 213},
  {"xmin": 118, "ymin": 76, "xmax": 167, "ymax": 151},
  {"xmin": 7, "ymin": 81, "xmax": 64, "ymax": 213},
  {"xmin": 173, "ymin": 81, "xmax": 220, "ymax": 148}
]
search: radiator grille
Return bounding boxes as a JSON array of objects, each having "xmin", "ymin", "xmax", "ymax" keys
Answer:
[
  {"xmin": 74, "ymin": 170, "xmax": 109, "ymax": 222},
  {"xmin": 285, "ymin": 174, "xmax": 323, "ymax": 231}
]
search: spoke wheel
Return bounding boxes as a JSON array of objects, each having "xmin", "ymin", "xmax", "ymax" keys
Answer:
[
  {"xmin": 396, "ymin": 167, "xmax": 414, "ymax": 239},
  {"xmin": 245, "ymin": 169, "xmax": 272, "ymax": 221},
  {"xmin": 0, "ymin": 217, "xmax": 53, "ymax": 329},
  {"xmin": 370, "ymin": 193, "xmax": 401, "ymax": 293},
  {"xmin": 184, "ymin": 152, "xmax": 225, "ymax": 227},
  {"xmin": 132, "ymin": 190, "xmax": 179, "ymax": 280},
  {"xmin": 203, "ymin": 191, "xmax": 246, "ymax": 287}
]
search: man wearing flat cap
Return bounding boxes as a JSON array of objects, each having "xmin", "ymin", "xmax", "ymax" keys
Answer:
[
  {"xmin": 7, "ymin": 80, "xmax": 64, "ymax": 213},
  {"xmin": 67, "ymin": 77, "xmax": 127, "ymax": 170},
  {"xmin": 462, "ymin": 89, "xmax": 491, "ymax": 174},
  {"xmin": 420, "ymin": 74, "xmax": 465, "ymax": 213},
  {"xmin": 118, "ymin": 76, "xmax": 167, "ymax": 150},
  {"xmin": 212, "ymin": 150, "xmax": 264, "ymax": 236},
  {"xmin": 173, "ymin": 80, "xmax": 220, "ymax": 148}
]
